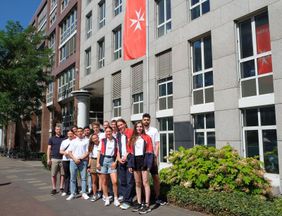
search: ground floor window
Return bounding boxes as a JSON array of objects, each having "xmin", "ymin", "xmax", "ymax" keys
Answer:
[
  {"xmin": 159, "ymin": 117, "xmax": 174, "ymax": 162},
  {"xmin": 242, "ymin": 106, "xmax": 278, "ymax": 174},
  {"xmin": 113, "ymin": 98, "xmax": 121, "ymax": 118},
  {"xmin": 193, "ymin": 112, "xmax": 215, "ymax": 147}
]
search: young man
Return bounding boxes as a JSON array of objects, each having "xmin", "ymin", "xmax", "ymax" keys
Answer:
[
  {"xmin": 84, "ymin": 126, "xmax": 92, "ymax": 194},
  {"xmin": 116, "ymin": 119, "xmax": 135, "ymax": 210},
  {"xmin": 142, "ymin": 113, "xmax": 166, "ymax": 206},
  {"xmin": 47, "ymin": 126, "xmax": 65, "ymax": 195},
  {"xmin": 66, "ymin": 127, "xmax": 90, "ymax": 201}
]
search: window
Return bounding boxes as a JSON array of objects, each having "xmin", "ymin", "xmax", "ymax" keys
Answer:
[
  {"xmin": 49, "ymin": 32, "xmax": 56, "ymax": 67},
  {"xmin": 131, "ymin": 62, "xmax": 143, "ymax": 114},
  {"xmin": 159, "ymin": 117, "xmax": 174, "ymax": 162},
  {"xmin": 113, "ymin": 26, "xmax": 122, "ymax": 60},
  {"xmin": 99, "ymin": 1, "xmax": 106, "ymax": 28},
  {"xmin": 58, "ymin": 67, "xmax": 76, "ymax": 101},
  {"xmin": 238, "ymin": 12, "xmax": 273, "ymax": 98},
  {"xmin": 86, "ymin": 12, "xmax": 92, "ymax": 39},
  {"xmin": 98, "ymin": 38, "xmax": 105, "ymax": 68},
  {"xmin": 61, "ymin": 101, "xmax": 74, "ymax": 135},
  {"xmin": 60, "ymin": 35, "xmax": 76, "ymax": 62},
  {"xmin": 114, "ymin": 0, "xmax": 122, "ymax": 16},
  {"xmin": 242, "ymin": 106, "xmax": 278, "ymax": 174},
  {"xmin": 50, "ymin": 9, "xmax": 57, "ymax": 26},
  {"xmin": 60, "ymin": 9, "xmax": 77, "ymax": 45},
  {"xmin": 156, "ymin": 0, "xmax": 171, "ymax": 37},
  {"xmin": 190, "ymin": 0, "xmax": 210, "ymax": 20},
  {"xmin": 193, "ymin": 112, "xmax": 215, "ymax": 147},
  {"xmin": 85, "ymin": 48, "xmax": 91, "ymax": 75},
  {"xmin": 112, "ymin": 72, "xmax": 121, "ymax": 117},
  {"xmin": 158, "ymin": 77, "xmax": 173, "ymax": 110},
  {"xmin": 191, "ymin": 35, "xmax": 213, "ymax": 105},
  {"xmin": 50, "ymin": 0, "xmax": 57, "ymax": 11},
  {"xmin": 61, "ymin": 0, "xmax": 69, "ymax": 12},
  {"xmin": 46, "ymin": 82, "xmax": 54, "ymax": 106},
  {"xmin": 38, "ymin": 5, "xmax": 47, "ymax": 32}
]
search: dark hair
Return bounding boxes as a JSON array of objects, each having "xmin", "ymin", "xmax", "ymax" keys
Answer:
[
  {"xmin": 72, "ymin": 125, "xmax": 78, "ymax": 129},
  {"xmin": 116, "ymin": 118, "xmax": 128, "ymax": 128},
  {"xmin": 104, "ymin": 126, "xmax": 113, "ymax": 131},
  {"xmin": 77, "ymin": 127, "xmax": 83, "ymax": 130},
  {"xmin": 91, "ymin": 121, "xmax": 100, "ymax": 127},
  {"xmin": 88, "ymin": 134, "xmax": 99, "ymax": 152},
  {"xmin": 142, "ymin": 113, "xmax": 151, "ymax": 119},
  {"xmin": 128, "ymin": 121, "xmax": 145, "ymax": 147},
  {"xmin": 84, "ymin": 126, "xmax": 90, "ymax": 130},
  {"xmin": 111, "ymin": 119, "xmax": 117, "ymax": 124}
]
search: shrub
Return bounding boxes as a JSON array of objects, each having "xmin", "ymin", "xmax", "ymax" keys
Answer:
[
  {"xmin": 41, "ymin": 153, "xmax": 50, "ymax": 170},
  {"xmin": 167, "ymin": 185, "xmax": 282, "ymax": 216},
  {"xmin": 160, "ymin": 145, "xmax": 272, "ymax": 197}
]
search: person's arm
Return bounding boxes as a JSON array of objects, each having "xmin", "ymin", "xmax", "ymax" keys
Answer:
[
  {"xmin": 96, "ymin": 150, "xmax": 101, "ymax": 170},
  {"xmin": 80, "ymin": 151, "xmax": 89, "ymax": 160},
  {"xmin": 47, "ymin": 145, "xmax": 52, "ymax": 166},
  {"xmin": 154, "ymin": 141, "xmax": 160, "ymax": 158},
  {"xmin": 68, "ymin": 150, "xmax": 80, "ymax": 164}
]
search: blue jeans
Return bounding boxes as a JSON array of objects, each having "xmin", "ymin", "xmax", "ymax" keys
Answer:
[
  {"xmin": 70, "ymin": 160, "xmax": 87, "ymax": 194},
  {"xmin": 118, "ymin": 162, "xmax": 135, "ymax": 203}
]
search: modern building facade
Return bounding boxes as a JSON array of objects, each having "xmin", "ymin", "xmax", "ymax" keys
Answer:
[{"xmin": 77, "ymin": 0, "xmax": 282, "ymax": 191}]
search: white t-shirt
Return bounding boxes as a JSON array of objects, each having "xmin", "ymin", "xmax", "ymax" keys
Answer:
[
  {"xmin": 120, "ymin": 134, "xmax": 127, "ymax": 157},
  {"xmin": 60, "ymin": 138, "xmax": 72, "ymax": 161},
  {"xmin": 145, "ymin": 126, "xmax": 160, "ymax": 153},
  {"xmin": 134, "ymin": 136, "xmax": 145, "ymax": 156},
  {"xmin": 98, "ymin": 138, "xmax": 116, "ymax": 156},
  {"xmin": 89, "ymin": 145, "xmax": 99, "ymax": 158},
  {"xmin": 98, "ymin": 132, "xmax": 105, "ymax": 142},
  {"xmin": 68, "ymin": 137, "xmax": 89, "ymax": 160}
]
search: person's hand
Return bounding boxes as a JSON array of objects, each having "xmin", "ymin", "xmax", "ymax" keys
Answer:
[
  {"xmin": 47, "ymin": 159, "xmax": 51, "ymax": 166},
  {"xmin": 97, "ymin": 163, "xmax": 101, "ymax": 170},
  {"xmin": 119, "ymin": 158, "xmax": 125, "ymax": 164},
  {"xmin": 75, "ymin": 158, "xmax": 81, "ymax": 164},
  {"xmin": 128, "ymin": 168, "xmax": 133, "ymax": 173},
  {"xmin": 111, "ymin": 162, "xmax": 117, "ymax": 169}
]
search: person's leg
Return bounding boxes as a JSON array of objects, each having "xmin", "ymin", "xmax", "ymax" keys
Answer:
[
  {"xmin": 110, "ymin": 172, "xmax": 118, "ymax": 198},
  {"xmin": 62, "ymin": 161, "xmax": 70, "ymax": 194},
  {"xmin": 134, "ymin": 171, "xmax": 142, "ymax": 204},
  {"xmin": 69, "ymin": 161, "xmax": 77, "ymax": 195},
  {"xmin": 142, "ymin": 170, "xmax": 151, "ymax": 206},
  {"xmin": 91, "ymin": 173, "xmax": 98, "ymax": 194},
  {"xmin": 152, "ymin": 174, "xmax": 160, "ymax": 199},
  {"xmin": 118, "ymin": 163, "xmax": 127, "ymax": 198},
  {"xmin": 101, "ymin": 174, "xmax": 108, "ymax": 198},
  {"xmin": 79, "ymin": 160, "xmax": 87, "ymax": 193},
  {"xmin": 125, "ymin": 164, "xmax": 135, "ymax": 204},
  {"xmin": 50, "ymin": 159, "xmax": 59, "ymax": 193},
  {"xmin": 87, "ymin": 171, "xmax": 92, "ymax": 193}
]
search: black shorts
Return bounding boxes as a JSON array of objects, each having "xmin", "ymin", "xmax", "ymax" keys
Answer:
[
  {"xmin": 150, "ymin": 155, "xmax": 158, "ymax": 175},
  {"xmin": 134, "ymin": 155, "xmax": 146, "ymax": 171}
]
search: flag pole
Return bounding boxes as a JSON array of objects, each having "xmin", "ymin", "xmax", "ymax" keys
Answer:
[{"xmin": 146, "ymin": 0, "xmax": 149, "ymax": 113}]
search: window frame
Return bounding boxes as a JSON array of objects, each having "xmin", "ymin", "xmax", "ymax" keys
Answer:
[
  {"xmin": 98, "ymin": 38, "xmax": 105, "ymax": 68},
  {"xmin": 190, "ymin": 0, "xmax": 210, "ymax": 20},
  {"xmin": 132, "ymin": 93, "xmax": 144, "ymax": 114},
  {"xmin": 86, "ymin": 11, "xmax": 93, "ymax": 39},
  {"xmin": 98, "ymin": 0, "xmax": 106, "ymax": 29},
  {"xmin": 85, "ymin": 47, "xmax": 91, "ymax": 75},
  {"xmin": 159, "ymin": 117, "xmax": 174, "ymax": 162},
  {"xmin": 113, "ymin": 26, "xmax": 122, "ymax": 60},
  {"xmin": 156, "ymin": 0, "xmax": 172, "ymax": 37},
  {"xmin": 158, "ymin": 77, "xmax": 173, "ymax": 110},
  {"xmin": 113, "ymin": 98, "xmax": 121, "ymax": 118},
  {"xmin": 114, "ymin": 0, "xmax": 122, "ymax": 16}
]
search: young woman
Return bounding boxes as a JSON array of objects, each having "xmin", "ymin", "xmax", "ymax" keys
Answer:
[
  {"xmin": 127, "ymin": 121, "xmax": 154, "ymax": 214},
  {"xmin": 97, "ymin": 126, "xmax": 120, "ymax": 207},
  {"xmin": 87, "ymin": 134, "xmax": 100, "ymax": 201}
]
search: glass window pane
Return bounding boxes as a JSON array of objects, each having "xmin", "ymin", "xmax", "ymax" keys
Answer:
[
  {"xmin": 258, "ymin": 75, "xmax": 273, "ymax": 95},
  {"xmin": 140, "ymin": 102, "xmax": 143, "ymax": 113},
  {"xmin": 193, "ymin": 90, "xmax": 203, "ymax": 104},
  {"xmin": 169, "ymin": 133, "xmax": 174, "ymax": 152},
  {"xmin": 167, "ymin": 82, "xmax": 173, "ymax": 94},
  {"xmin": 205, "ymin": 87, "xmax": 214, "ymax": 103},
  {"xmin": 241, "ymin": 79, "xmax": 256, "ymax": 97},
  {"xmin": 167, "ymin": 96, "xmax": 173, "ymax": 109},
  {"xmin": 168, "ymin": 117, "xmax": 173, "ymax": 130},
  {"xmin": 160, "ymin": 118, "xmax": 167, "ymax": 131},
  {"xmin": 159, "ymin": 84, "xmax": 166, "ymax": 97},
  {"xmin": 193, "ymin": 74, "xmax": 203, "ymax": 89},
  {"xmin": 255, "ymin": 12, "xmax": 271, "ymax": 54},
  {"xmin": 202, "ymin": 0, "xmax": 210, "ymax": 15},
  {"xmin": 160, "ymin": 133, "xmax": 167, "ymax": 162},
  {"xmin": 244, "ymin": 109, "xmax": 258, "ymax": 126},
  {"xmin": 158, "ymin": 0, "xmax": 165, "ymax": 24},
  {"xmin": 166, "ymin": 0, "xmax": 171, "ymax": 20},
  {"xmin": 206, "ymin": 113, "xmax": 215, "ymax": 128},
  {"xmin": 245, "ymin": 130, "xmax": 259, "ymax": 158},
  {"xmin": 263, "ymin": 130, "xmax": 278, "ymax": 174},
  {"xmin": 241, "ymin": 60, "xmax": 255, "ymax": 78},
  {"xmin": 207, "ymin": 132, "xmax": 215, "ymax": 147},
  {"xmin": 204, "ymin": 36, "xmax": 212, "ymax": 69},
  {"xmin": 191, "ymin": 0, "xmax": 199, "ymax": 6},
  {"xmin": 257, "ymin": 55, "xmax": 273, "ymax": 75},
  {"xmin": 195, "ymin": 132, "xmax": 204, "ymax": 145},
  {"xmin": 159, "ymin": 98, "xmax": 166, "ymax": 110},
  {"xmin": 204, "ymin": 71, "xmax": 213, "ymax": 86},
  {"xmin": 260, "ymin": 106, "xmax": 276, "ymax": 126},
  {"xmin": 240, "ymin": 19, "xmax": 253, "ymax": 58},
  {"xmin": 193, "ymin": 40, "xmax": 202, "ymax": 72},
  {"xmin": 195, "ymin": 114, "xmax": 204, "ymax": 129},
  {"xmin": 133, "ymin": 104, "xmax": 139, "ymax": 114},
  {"xmin": 166, "ymin": 21, "xmax": 171, "ymax": 33},
  {"xmin": 158, "ymin": 25, "xmax": 165, "ymax": 37},
  {"xmin": 191, "ymin": 6, "xmax": 200, "ymax": 20}
]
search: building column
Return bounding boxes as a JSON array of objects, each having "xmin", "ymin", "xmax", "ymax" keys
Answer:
[{"xmin": 72, "ymin": 90, "xmax": 91, "ymax": 128}]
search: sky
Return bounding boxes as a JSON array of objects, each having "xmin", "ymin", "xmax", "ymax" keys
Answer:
[{"xmin": 0, "ymin": 0, "xmax": 42, "ymax": 30}]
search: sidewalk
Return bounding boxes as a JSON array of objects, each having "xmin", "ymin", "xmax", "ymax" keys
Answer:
[{"xmin": 0, "ymin": 156, "xmax": 206, "ymax": 216}]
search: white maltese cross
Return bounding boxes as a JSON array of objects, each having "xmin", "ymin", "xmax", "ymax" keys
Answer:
[{"xmin": 130, "ymin": 8, "xmax": 145, "ymax": 32}]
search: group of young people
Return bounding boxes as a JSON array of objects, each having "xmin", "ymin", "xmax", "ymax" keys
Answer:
[{"xmin": 47, "ymin": 113, "xmax": 166, "ymax": 214}]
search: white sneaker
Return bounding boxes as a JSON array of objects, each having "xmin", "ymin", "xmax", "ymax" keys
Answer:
[
  {"xmin": 82, "ymin": 193, "xmax": 89, "ymax": 200},
  {"xmin": 61, "ymin": 192, "xmax": 67, "ymax": 197},
  {"xmin": 118, "ymin": 195, "xmax": 123, "ymax": 202},
  {"xmin": 103, "ymin": 195, "xmax": 113, "ymax": 201},
  {"xmin": 104, "ymin": 197, "xmax": 110, "ymax": 206},
  {"xmin": 114, "ymin": 197, "xmax": 120, "ymax": 207},
  {"xmin": 66, "ymin": 194, "xmax": 75, "ymax": 201}
]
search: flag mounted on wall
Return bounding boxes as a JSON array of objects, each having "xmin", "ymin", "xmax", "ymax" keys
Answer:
[{"xmin": 123, "ymin": 0, "xmax": 146, "ymax": 60}]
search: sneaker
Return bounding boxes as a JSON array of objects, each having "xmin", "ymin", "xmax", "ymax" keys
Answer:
[
  {"xmin": 97, "ymin": 192, "xmax": 102, "ymax": 200},
  {"xmin": 118, "ymin": 195, "xmax": 124, "ymax": 202},
  {"xmin": 61, "ymin": 192, "xmax": 67, "ymax": 197},
  {"xmin": 66, "ymin": 194, "xmax": 75, "ymax": 201},
  {"xmin": 90, "ymin": 195, "xmax": 98, "ymax": 202},
  {"xmin": 132, "ymin": 203, "xmax": 142, "ymax": 212},
  {"xmin": 139, "ymin": 205, "xmax": 151, "ymax": 214},
  {"xmin": 114, "ymin": 197, "xmax": 120, "ymax": 207},
  {"xmin": 103, "ymin": 195, "xmax": 113, "ymax": 202},
  {"xmin": 60, "ymin": 188, "xmax": 64, "ymax": 193},
  {"xmin": 104, "ymin": 197, "xmax": 110, "ymax": 206},
  {"xmin": 120, "ymin": 202, "xmax": 131, "ymax": 210},
  {"xmin": 155, "ymin": 199, "xmax": 167, "ymax": 206},
  {"xmin": 82, "ymin": 193, "xmax": 90, "ymax": 200},
  {"xmin": 50, "ymin": 189, "xmax": 56, "ymax": 196}
]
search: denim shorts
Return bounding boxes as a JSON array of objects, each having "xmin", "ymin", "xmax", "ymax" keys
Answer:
[{"xmin": 100, "ymin": 157, "xmax": 117, "ymax": 174}]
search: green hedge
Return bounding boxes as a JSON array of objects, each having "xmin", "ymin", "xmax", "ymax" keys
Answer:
[
  {"xmin": 167, "ymin": 185, "xmax": 282, "ymax": 216},
  {"xmin": 41, "ymin": 153, "xmax": 50, "ymax": 170},
  {"xmin": 160, "ymin": 145, "xmax": 272, "ymax": 196}
]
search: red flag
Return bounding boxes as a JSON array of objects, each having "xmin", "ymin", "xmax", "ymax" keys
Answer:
[
  {"xmin": 256, "ymin": 23, "xmax": 271, "ymax": 54},
  {"xmin": 257, "ymin": 55, "xmax": 273, "ymax": 75},
  {"xmin": 123, "ymin": 0, "xmax": 146, "ymax": 60}
]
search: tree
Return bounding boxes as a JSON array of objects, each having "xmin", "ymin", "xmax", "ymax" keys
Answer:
[{"xmin": 0, "ymin": 21, "xmax": 51, "ymax": 127}]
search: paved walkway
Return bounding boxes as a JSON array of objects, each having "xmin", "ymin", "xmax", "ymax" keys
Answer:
[{"xmin": 0, "ymin": 156, "xmax": 206, "ymax": 216}]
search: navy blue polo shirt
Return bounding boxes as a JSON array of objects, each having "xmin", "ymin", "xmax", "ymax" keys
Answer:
[{"xmin": 48, "ymin": 135, "xmax": 65, "ymax": 159}]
